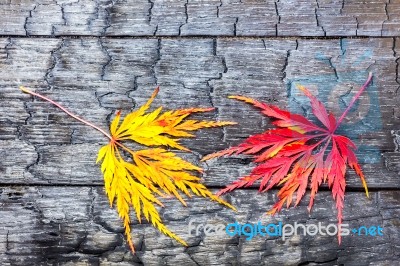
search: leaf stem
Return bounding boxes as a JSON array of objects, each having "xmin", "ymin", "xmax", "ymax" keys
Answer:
[
  {"xmin": 305, "ymin": 133, "xmax": 327, "ymax": 139},
  {"xmin": 334, "ymin": 73, "xmax": 373, "ymax": 131},
  {"xmin": 115, "ymin": 141, "xmax": 136, "ymax": 156},
  {"xmin": 311, "ymin": 135, "xmax": 331, "ymax": 150},
  {"xmin": 20, "ymin": 86, "xmax": 113, "ymax": 141}
]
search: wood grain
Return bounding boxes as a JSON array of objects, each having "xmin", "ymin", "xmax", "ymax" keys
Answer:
[
  {"xmin": 2, "ymin": 0, "xmax": 400, "ymax": 37},
  {"xmin": 0, "ymin": 36, "xmax": 398, "ymax": 265},
  {"xmin": 2, "ymin": 37, "xmax": 398, "ymax": 188},
  {"xmin": 0, "ymin": 1, "xmax": 399, "ymax": 264},
  {"xmin": 0, "ymin": 186, "xmax": 398, "ymax": 265}
]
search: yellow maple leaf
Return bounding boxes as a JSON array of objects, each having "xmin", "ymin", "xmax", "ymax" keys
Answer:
[{"xmin": 20, "ymin": 86, "xmax": 237, "ymax": 252}]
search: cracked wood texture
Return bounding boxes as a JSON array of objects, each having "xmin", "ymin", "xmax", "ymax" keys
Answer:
[
  {"xmin": 1, "ymin": 0, "xmax": 400, "ymax": 36},
  {"xmin": 0, "ymin": 1, "xmax": 399, "ymax": 266}
]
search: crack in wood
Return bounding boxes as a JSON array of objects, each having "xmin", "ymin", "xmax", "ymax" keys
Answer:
[
  {"xmin": 216, "ymin": 0, "xmax": 222, "ymax": 18},
  {"xmin": 381, "ymin": 0, "xmax": 390, "ymax": 37},
  {"xmin": 2, "ymin": 1, "xmax": 400, "ymax": 37},
  {"xmin": 23, "ymin": 4, "xmax": 37, "ymax": 36},
  {"xmin": 102, "ymin": 0, "xmax": 114, "ymax": 36},
  {"xmin": 4, "ymin": 37, "xmax": 12, "ymax": 60},
  {"xmin": 233, "ymin": 17, "xmax": 238, "ymax": 37},
  {"xmin": 151, "ymin": 38, "xmax": 161, "ymax": 85},
  {"xmin": 178, "ymin": 0, "xmax": 189, "ymax": 36},
  {"xmin": 148, "ymin": 0, "xmax": 154, "ymax": 23},
  {"xmin": 314, "ymin": 0, "xmax": 326, "ymax": 36},
  {"xmin": 56, "ymin": 2, "xmax": 66, "ymax": 26},
  {"xmin": 99, "ymin": 38, "xmax": 112, "ymax": 81},
  {"xmin": 394, "ymin": 38, "xmax": 400, "ymax": 94},
  {"xmin": 5, "ymin": 230, "xmax": 10, "ymax": 253},
  {"xmin": 44, "ymin": 39, "xmax": 65, "ymax": 90},
  {"xmin": 87, "ymin": 0, "xmax": 100, "ymax": 32},
  {"xmin": 274, "ymin": 0, "xmax": 280, "ymax": 37}
]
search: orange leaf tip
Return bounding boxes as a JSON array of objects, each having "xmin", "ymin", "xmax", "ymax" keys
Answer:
[
  {"xmin": 19, "ymin": 86, "xmax": 30, "ymax": 93},
  {"xmin": 295, "ymin": 84, "xmax": 313, "ymax": 97},
  {"xmin": 153, "ymin": 86, "xmax": 160, "ymax": 95},
  {"xmin": 363, "ymin": 181, "xmax": 370, "ymax": 198},
  {"xmin": 223, "ymin": 121, "xmax": 238, "ymax": 125},
  {"xmin": 180, "ymin": 146, "xmax": 192, "ymax": 152},
  {"xmin": 295, "ymin": 84, "xmax": 306, "ymax": 91},
  {"xmin": 228, "ymin": 95, "xmax": 256, "ymax": 104},
  {"xmin": 128, "ymin": 241, "xmax": 135, "ymax": 253},
  {"xmin": 228, "ymin": 95, "xmax": 246, "ymax": 100}
]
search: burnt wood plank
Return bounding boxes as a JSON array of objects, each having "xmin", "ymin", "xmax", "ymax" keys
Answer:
[
  {"xmin": 0, "ymin": 186, "xmax": 398, "ymax": 265},
  {"xmin": 0, "ymin": 37, "xmax": 398, "ymax": 188},
  {"xmin": 1, "ymin": 0, "xmax": 400, "ymax": 37},
  {"xmin": 0, "ymin": 1, "xmax": 398, "ymax": 265}
]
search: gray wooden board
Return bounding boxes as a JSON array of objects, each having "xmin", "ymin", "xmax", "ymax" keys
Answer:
[
  {"xmin": 0, "ymin": 37, "xmax": 398, "ymax": 188},
  {"xmin": 0, "ymin": 2, "xmax": 399, "ymax": 264},
  {"xmin": 1, "ymin": 0, "xmax": 400, "ymax": 37},
  {"xmin": 0, "ymin": 187, "xmax": 399, "ymax": 265},
  {"xmin": 0, "ymin": 36, "xmax": 399, "ymax": 264}
]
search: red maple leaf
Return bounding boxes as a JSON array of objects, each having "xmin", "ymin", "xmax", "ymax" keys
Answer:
[{"xmin": 203, "ymin": 73, "xmax": 373, "ymax": 243}]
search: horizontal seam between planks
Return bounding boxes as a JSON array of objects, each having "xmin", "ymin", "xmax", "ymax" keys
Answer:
[
  {"xmin": 0, "ymin": 35, "xmax": 398, "ymax": 40},
  {"xmin": 0, "ymin": 183, "xmax": 399, "ymax": 192}
]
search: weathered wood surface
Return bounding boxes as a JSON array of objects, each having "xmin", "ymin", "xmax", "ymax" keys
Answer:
[
  {"xmin": 0, "ymin": 187, "xmax": 399, "ymax": 265},
  {"xmin": 1, "ymin": 0, "xmax": 400, "ymax": 37},
  {"xmin": 0, "ymin": 36, "xmax": 398, "ymax": 265},
  {"xmin": 1, "ymin": 37, "xmax": 399, "ymax": 187},
  {"xmin": 0, "ymin": 1, "xmax": 400, "ymax": 265}
]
